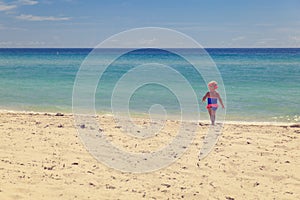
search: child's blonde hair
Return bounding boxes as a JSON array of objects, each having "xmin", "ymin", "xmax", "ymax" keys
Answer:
[{"xmin": 208, "ymin": 81, "xmax": 218, "ymax": 89}]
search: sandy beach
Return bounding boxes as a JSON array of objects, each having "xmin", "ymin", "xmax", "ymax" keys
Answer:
[{"xmin": 0, "ymin": 111, "xmax": 299, "ymax": 200}]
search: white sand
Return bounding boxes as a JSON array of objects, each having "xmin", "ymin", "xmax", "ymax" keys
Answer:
[{"xmin": 0, "ymin": 111, "xmax": 299, "ymax": 199}]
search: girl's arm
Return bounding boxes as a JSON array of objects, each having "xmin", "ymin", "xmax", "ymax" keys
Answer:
[
  {"xmin": 217, "ymin": 93, "xmax": 225, "ymax": 108},
  {"xmin": 202, "ymin": 92, "xmax": 209, "ymax": 102}
]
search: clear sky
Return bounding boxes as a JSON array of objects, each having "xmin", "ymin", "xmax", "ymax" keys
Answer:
[{"xmin": 0, "ymin": 0, "xmax": 300, "ymax": 47}]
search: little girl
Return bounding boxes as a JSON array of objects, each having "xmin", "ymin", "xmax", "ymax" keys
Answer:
[{"xmin": 202, "ymin": 81, "xmax": 225, "ymax": 125}]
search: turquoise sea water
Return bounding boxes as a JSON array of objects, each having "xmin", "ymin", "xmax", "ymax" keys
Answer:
[{"xmin": 0, "ymin": 48, "xmax": 299, "ymax": 123}]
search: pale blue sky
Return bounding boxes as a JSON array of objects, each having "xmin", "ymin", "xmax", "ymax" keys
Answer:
[{"xmin": 0, "ymin": 0, "xmax": 299, "ymax": 47}]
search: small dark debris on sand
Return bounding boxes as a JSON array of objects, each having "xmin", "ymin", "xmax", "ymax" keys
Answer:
[
  {"xmin": 290, "ymin": 124, "xmax": 300, "ymax": 128},
  {"xmin": 80, "ymin": 124, "xmax": 86, "ymax": 129},
  {"xmin": 55, "ymin": 113, "xmax": 64, "ymax": 116},
  {"xmin": 199, "ymin": 122, "xmax": 206, "ymax": 126},
  {"xmin": 253, "ymin": 182, "xmax": 260, "ymax": 187},
  {"xmin": 161, "ymin": 183, "xmax": 171, "ymax": 188},
  {"xmin": 225, "ymin": 197, "xmax": 235, "ymax": 200},
  {"xmin": 44, "ymin": 165, "xmax": 55, "ymax": 170},
  {"xmin": 71, "ymin": 162, "xmax": 79, "ymax": 165},
  {"xmin": 89, "ymin": 182, "xmax": 96, "ymax": 187},
  {"xmin": 106, "ymin": 184, "xmax": 116, "ymax": 189}
]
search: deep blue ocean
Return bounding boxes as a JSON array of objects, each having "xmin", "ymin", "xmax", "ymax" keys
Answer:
[{"xmin": 0, "ymin": 48, "xmax": 299, "ymax": 123}]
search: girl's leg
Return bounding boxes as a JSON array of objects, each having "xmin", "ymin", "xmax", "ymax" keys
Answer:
[
  {"xmin": 211, "ymin": 110, "xmax": 216, "ymax": 125},
  {"xmin": 208, "ymin": 108, "xmax": 213, "ymax": 125}
]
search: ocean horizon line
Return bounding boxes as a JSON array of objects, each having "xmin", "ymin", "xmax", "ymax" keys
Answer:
[{"xmin": 1, "ymin": 47, "xmax": 300, "ymax": 49}]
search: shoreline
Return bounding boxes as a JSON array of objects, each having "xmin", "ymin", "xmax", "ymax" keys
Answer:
[{"xmin": 0, "ymin": 108, "xmax": 298, "ymax": 127}]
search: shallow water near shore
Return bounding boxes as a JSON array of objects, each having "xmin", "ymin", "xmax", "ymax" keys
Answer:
[{"xmin": 0, "ymin": 48, "xmax": 299, "ymax": 123}]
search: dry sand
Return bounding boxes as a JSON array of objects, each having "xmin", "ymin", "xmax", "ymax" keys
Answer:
[{"xmin": 0, "ymin": 111, "xmax": 299, "ymax": 199}]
